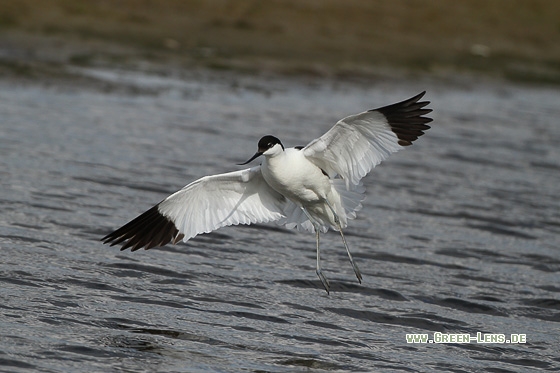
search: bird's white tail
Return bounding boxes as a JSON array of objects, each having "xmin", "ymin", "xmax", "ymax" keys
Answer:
[
  {"xmin": 278, "ymin": 179, "xmax": 365, "ymax": 233},
  {"xmin": 330, "ymin": 178, "xmax": 365, "ymax": 227}
]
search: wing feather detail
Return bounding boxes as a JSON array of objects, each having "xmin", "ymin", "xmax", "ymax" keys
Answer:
[
  {"xmin": 303, "ymin": 91, "xmax": 432, "ymax": 187},
  {"xmin": 102, "ymin": 166, "xmax": 288, "ymax": 251}
]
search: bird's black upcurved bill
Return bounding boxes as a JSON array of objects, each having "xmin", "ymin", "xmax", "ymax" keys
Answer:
[{"xmin": 237, "ymin": 151, "xmax": 263, "ymax": 165}]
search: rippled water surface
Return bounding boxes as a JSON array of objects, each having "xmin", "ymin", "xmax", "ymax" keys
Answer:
[{"xmin": 1, "ymin": 70, "xmax": 559, "ymax": 372}]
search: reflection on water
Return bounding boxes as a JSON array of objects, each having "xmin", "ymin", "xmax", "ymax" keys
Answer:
[{"xmin": 1, "ymin": 70, "xmax": 559, "ymax": 372}]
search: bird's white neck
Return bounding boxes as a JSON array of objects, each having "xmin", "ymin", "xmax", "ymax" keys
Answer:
[{"xmin": 262, "ymin": 143, "xmax": 284, "ymax": 158}]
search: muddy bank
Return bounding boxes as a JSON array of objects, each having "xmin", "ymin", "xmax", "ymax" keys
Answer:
[{"xmin": 1, "ymin": 0, "xmax": 559, "ymax": 85}]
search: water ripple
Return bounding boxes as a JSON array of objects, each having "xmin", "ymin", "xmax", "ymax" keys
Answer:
[{"xmin": 1, "ymin": 76, "xmax": 559, "ymax": 372}]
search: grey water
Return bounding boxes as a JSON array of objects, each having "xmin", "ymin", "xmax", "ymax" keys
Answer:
[{"xmin": 1, "ymin": 69, "xmax": 559, "ymax": 372}]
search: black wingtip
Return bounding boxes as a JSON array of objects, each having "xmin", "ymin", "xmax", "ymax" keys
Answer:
[
  {"xmin": 374, "ymin": 91, "xmax": 433, "ymax": 146},
  {"xmin": 102, "ymin": 204, "xmax": 181, "ymax": 251}
]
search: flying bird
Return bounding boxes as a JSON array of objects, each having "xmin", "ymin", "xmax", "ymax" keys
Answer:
[{"xmin": 102, "ymin": 92, "xmax": 433, "ymax": 293}]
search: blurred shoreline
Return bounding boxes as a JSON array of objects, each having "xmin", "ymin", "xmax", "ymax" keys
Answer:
[{"xmin": 1, "ymin": 0, "xmax": 559, "ymax": 88}]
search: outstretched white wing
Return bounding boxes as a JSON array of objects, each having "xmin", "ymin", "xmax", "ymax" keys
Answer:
[
  {"xmin": 303, "ymin": 91, "xmax": 432, "ymax": 188},
  {"xmin": 103, "ymin": 92, "xmax": 433, "ymax": 251},
  {"xmin": 102, "ymin": 166, "xmax": 288, "ymax": 251}
]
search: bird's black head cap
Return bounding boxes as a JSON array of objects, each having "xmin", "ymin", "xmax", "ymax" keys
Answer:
[
  {"xmin": 258, "ymin": 135, "xmax": 284, "ymax": 152},
  {"xmin": 238, "ymin": 135, "xmax": 283, "ymax": 165}
]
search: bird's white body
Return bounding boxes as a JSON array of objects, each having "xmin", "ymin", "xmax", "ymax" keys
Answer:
[
  {"xmin": 103, "ymin": 92, "xmax": 433, "ymax": 293},
  {"xmin": 261, "ymin": 145, "xmax": 342, "ymax": 230}
]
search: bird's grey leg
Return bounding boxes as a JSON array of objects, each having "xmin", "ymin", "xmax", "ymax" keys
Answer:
[
  {"xmin": 314, "ymin": 223, "xmax": 331, "ymax": 294},
  {"xmin": 302, "ymin": 208, "xmax": 330, "ymax": 294},
  {"xmin": 324, "ymin": 199, "xmax": 362, "ymax": 284}
]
